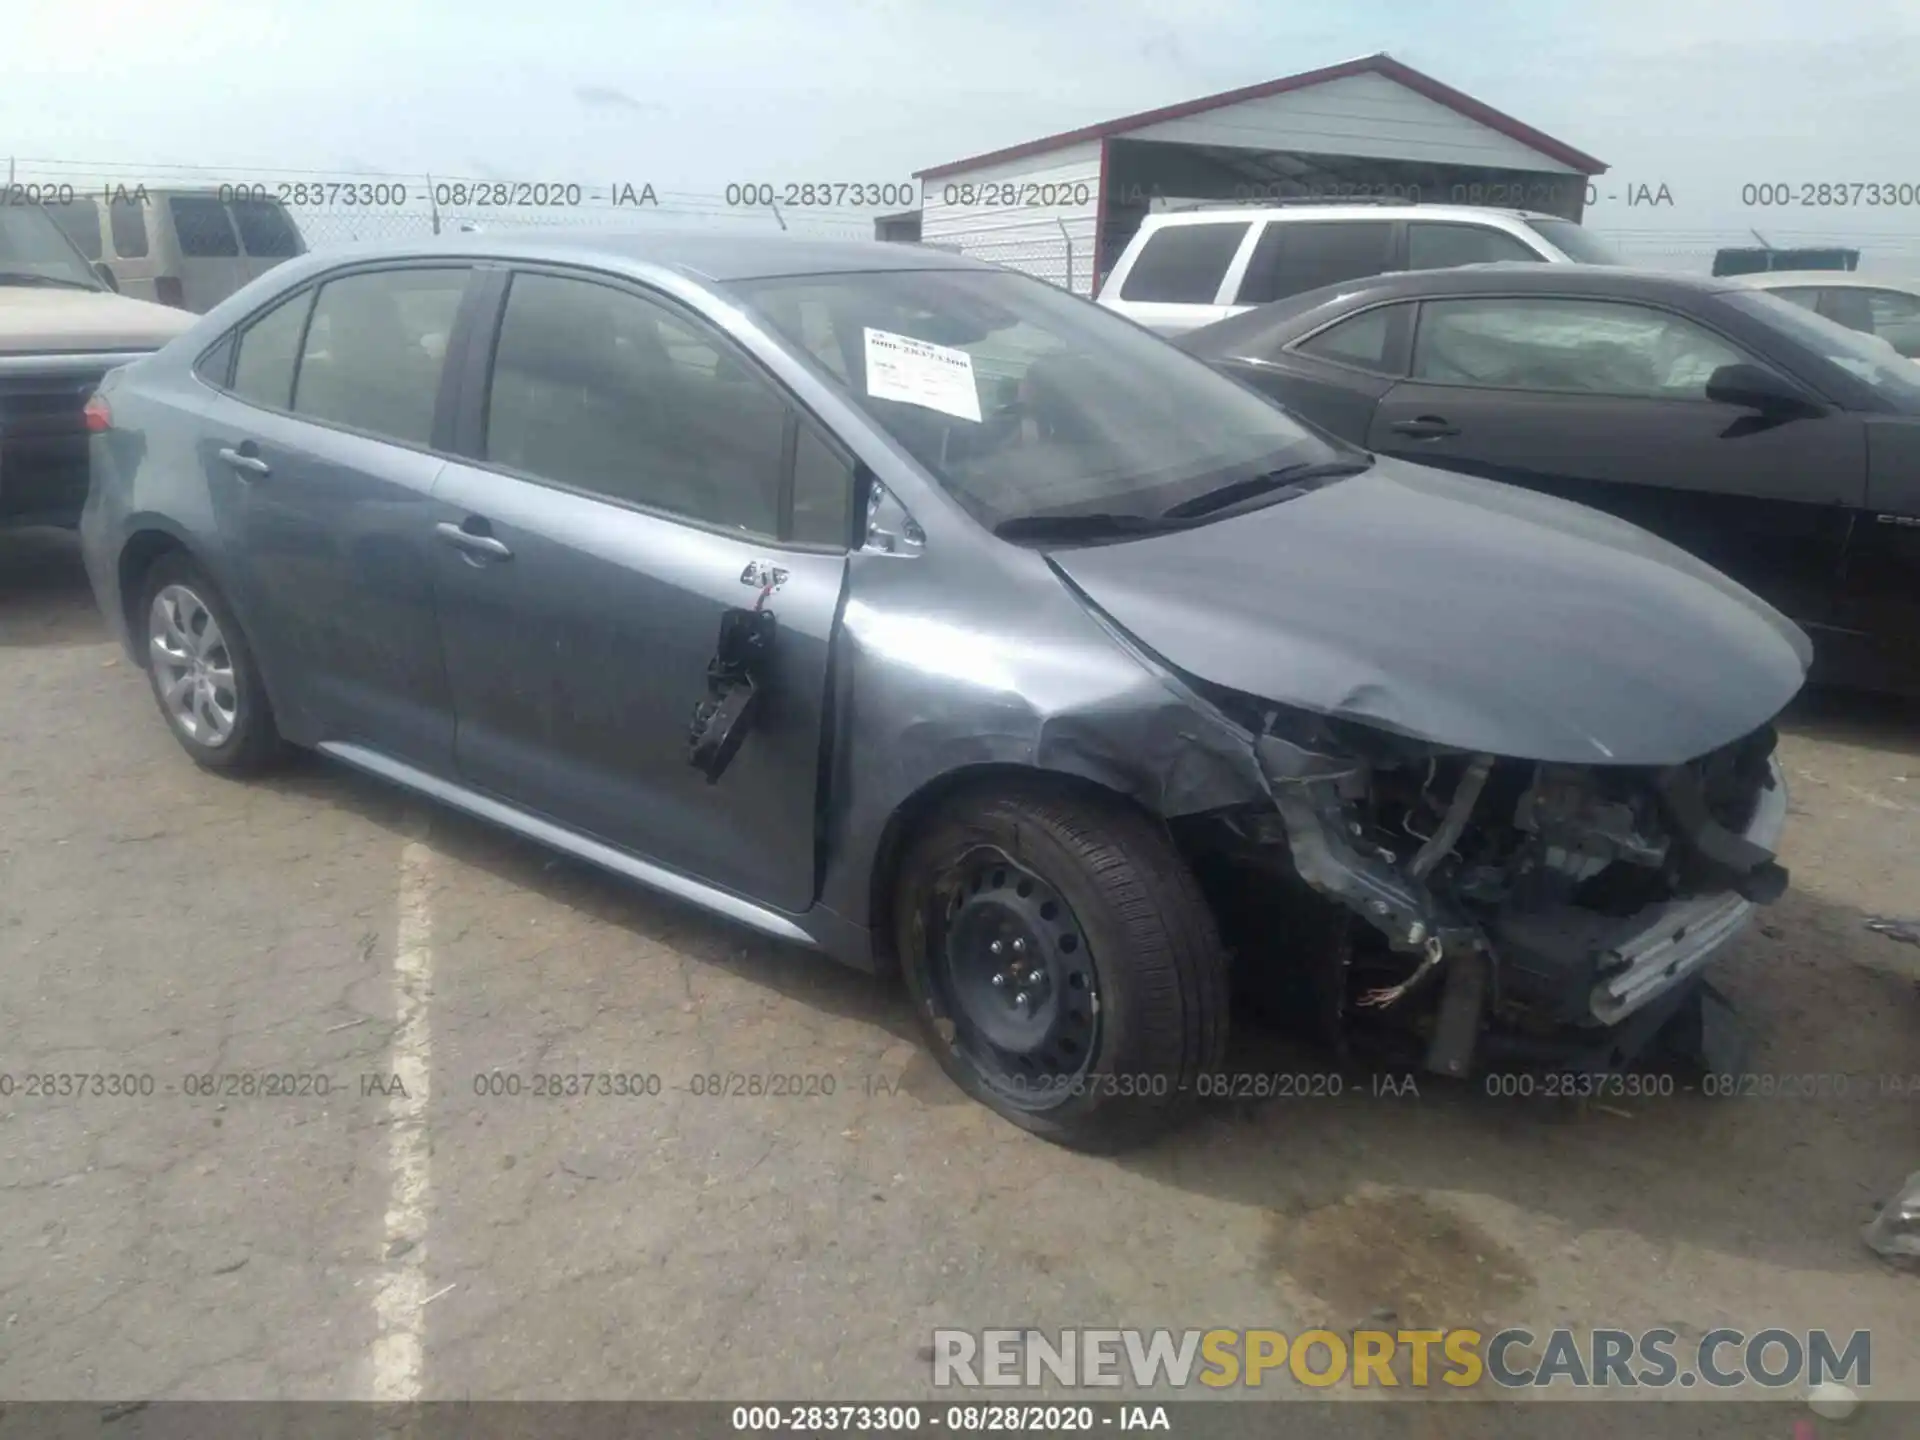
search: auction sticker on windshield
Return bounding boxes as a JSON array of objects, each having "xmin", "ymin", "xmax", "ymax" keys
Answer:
[{"xmin": 864, "ymin": 327, "xmax": 982, "ymax": 422}]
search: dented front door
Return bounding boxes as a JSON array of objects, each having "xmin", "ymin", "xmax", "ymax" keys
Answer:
[{"xmin": 429, "ymin": 458, "xmax": 846, "ymax": 913}]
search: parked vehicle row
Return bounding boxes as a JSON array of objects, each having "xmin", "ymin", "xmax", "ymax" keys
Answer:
[
  {"xmin": 43, "ymin": 187, "xmax": 307, "ymax": 312},
  {"xmin": 0, "ymin": 203, "xmax": 193, "ymax": 529},
  {"xmin": 79, "ymin": 232, "xmax": 1807, "ymax": 1149}
]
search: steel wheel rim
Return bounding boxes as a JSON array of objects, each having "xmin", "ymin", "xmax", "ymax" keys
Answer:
[
  {"xmin": 148, "ymin": 584, "xmax": 238, "ymax": 746},
  {"xmin": 934, "ymin": 847, "xmax": 1100, "ymax": 1111}
]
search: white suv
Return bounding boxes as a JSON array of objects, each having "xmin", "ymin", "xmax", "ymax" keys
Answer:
[{"xmin": 1096, "ymin": 203, "xmax": 1624, "ymax": 337}]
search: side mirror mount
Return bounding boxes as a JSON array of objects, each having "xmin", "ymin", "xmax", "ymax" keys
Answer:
[
  {"xmin": 93, "ymin": 262, "xmax": 120, "ymax": 293},
  {"xmin": 1705, "ymin": 362, "xmax": 1825, "ymax": 418}
]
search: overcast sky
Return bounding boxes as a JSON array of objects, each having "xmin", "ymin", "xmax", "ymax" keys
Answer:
[{"xmin": 7, "ymin": 0, "xmax": 1920, "ymax": 257}]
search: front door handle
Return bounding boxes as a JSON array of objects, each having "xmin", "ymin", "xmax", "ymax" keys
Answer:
[
  {"xmin": 1388, "ymin": 416, "xmax": 1461, "ymax": 439},
  {"xmin": 217, "ymin": 445, "xmax": 271, "ymax": 477},
  {"xmin": 434, "ymin": 520, "xmax": 513, "ymax": 562}
]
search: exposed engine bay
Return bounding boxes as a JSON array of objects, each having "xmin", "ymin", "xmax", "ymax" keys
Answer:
[{"xmin": 1181, "ymin": 700, "xmax": 1789, "ymax": 1078}]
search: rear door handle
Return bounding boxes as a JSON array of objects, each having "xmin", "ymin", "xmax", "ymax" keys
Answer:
[
  {"xmin": 434, "ymin": 520, "xmax": 513, "ymax": 562},
  {"xmin": 1388, "ymin": 416, "xmax": 1461, "ymax": 439},
  {"xmin": 217, "ymin": 445, "xmax": 270, "ymax": 477}
]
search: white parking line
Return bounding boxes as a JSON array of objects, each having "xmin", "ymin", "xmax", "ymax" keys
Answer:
[{"xmin": 370, "ymin": 833, "xmax": 435, "ymax": 1401}]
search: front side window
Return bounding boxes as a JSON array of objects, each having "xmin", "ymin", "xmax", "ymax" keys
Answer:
[
  {"xmin": 484, "ymin": 272, "xmax": 790, "ymax": 537},
  {"xmin": 1412, "ymin": 297, "xmax": 1751, "ymax": 399},
  {"xmin": 734, "ymin": 268, "xmax": 1337, "ymax": 532},
  {"xmin": 1238, "ymin": 221, "xmax": 1394, "ymax": 305},
  {"xmin": 1118, "ymin": 222, "xmax": 1250, "ymax": 304},
  {"xmin": 1407, "ymin": 223, "xmax": 1543, "ymax": 270},
  {"xmin": 230, "ymin": 291, "xmax": 314, "ymax": 410},
  {"xmin": 292, "ymin": 268, "xmax": 467, "ymax": 445},
  {"xmin": 169, "ymin": 195, "xmax": 239, "ymax": 258},
  {"xmin": 43, "ymin": 200, "xmax": 102, "ymax": 261}
]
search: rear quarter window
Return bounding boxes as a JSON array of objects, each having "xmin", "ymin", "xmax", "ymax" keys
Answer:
[
  {"xmin": 169, "ymin": 195, "xmax": 239, "ymax": 257},
  {"xmin": 1118, "ymin": 222, "xmax": 1250, "ymax": 305},
  {"xmin": 230, "ymin": 200, "xmax": 302, "ymax": 258}
]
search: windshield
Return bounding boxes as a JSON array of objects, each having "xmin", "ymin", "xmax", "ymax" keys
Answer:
[
  {"xmin": 1525, "ymin": 218, "xmax": 1625, "ymax": 265},
  {"xmin": 731, "ymin": 268, "xmax": 1339, "ymax": 530},
  {"xmin": 0, "ymin": 204, "xmax": 106, "ymax": 288},
  {"xmin": 1723, "ymin": 288, "xmax": 1920, "ymax": 407}
]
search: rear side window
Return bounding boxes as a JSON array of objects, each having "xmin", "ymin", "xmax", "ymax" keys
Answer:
[
  {"xmin": 1407, "ymin": 223, "xmax": 1543, "ymax": 270},
  {"xmin": 44, "ymin": 199, "xmax": 102, "ymax": 261},
  {"xmin": 293, "ymin": 268, "xmax": 468, "ymax": 445},
  {"xmin": 1237, "ymin": 221, "xmax": 1394, "ymax": 306},
  {"xmin": 1295, "ymin": 304, "xmax": 1410, "ymax": 374},
  {"xmin": 1768, "ymin": 287, "xmax": 1823, "ymax": 314},
  {"xmin": 230, "ymin": 292, "xmax": 314, "ymax": 409},
  {"xmin": 230, "ymin": 200, "xmax": 301, "ymax": 258},
  {"xmin": 108, "ymin": 198, "xmax": 149, "ymax": 258},
  {"xmin": 1119, "ymin": 222, "xmax": 1250, "ymax": 304},
  {"xmin": 169, "ymin": 195, "xmax": 239, "ymax": 257}
]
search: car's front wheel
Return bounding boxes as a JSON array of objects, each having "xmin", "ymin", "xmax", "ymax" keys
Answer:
[
  {"xmin": 140, "ymin": 554, "xmax": 286, "ymax": 774},
  {"xmin": 894, "ymin": 783, "xmax": 1229, "ymax": 1151}
]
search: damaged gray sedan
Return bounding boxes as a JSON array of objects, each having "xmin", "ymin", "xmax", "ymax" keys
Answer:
[{"xmin": 80, "ymin": 233, "xmax": 1807, "ymax": 1149}]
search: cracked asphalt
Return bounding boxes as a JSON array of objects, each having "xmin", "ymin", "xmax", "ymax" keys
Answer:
[{"xmin": 2, "ymin": 526, "xmax": 1916, "ymax": 1404}]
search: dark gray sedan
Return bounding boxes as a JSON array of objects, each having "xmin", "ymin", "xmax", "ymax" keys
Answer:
[
  {"xmin": 82, "ymin": 233, "xmax": 1805, "ymax": 1149},
  {"xmin": 1177, "ymin": 263, "xmax": 1920, "ymax": 696}
]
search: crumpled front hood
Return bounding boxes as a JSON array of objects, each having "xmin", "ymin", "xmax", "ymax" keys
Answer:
[
  {"xmin": 0, "ymin": 288, "xmax": 193, "ymax": 353},
  {"xmin": 1049, "ymin": 458, "xmax": 1811, "ymax": 767}
]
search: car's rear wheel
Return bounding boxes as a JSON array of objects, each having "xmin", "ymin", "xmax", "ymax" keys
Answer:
[
  {"xmin": 894, "ymin": 783, "xmax": 1228, "ymax": 1151},
  {"xmin": 140, "ymin": 554, "xmax": 286, "ymax": 774}
]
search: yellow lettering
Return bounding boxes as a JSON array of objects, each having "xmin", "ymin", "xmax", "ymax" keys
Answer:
[
  {"xmin": 1243, "ymin": 1330, "xmax": 1286, "ymax": 1387},
  {"xmin": 1198, "ymin": 1329, "xmax": 1239, "ymax": 1388},
  {"xmin": 1443, "ymin": 1329, "xmax": 1485, "ymax": 1388},
  {"xmin": 1399, "ymin": 1329, "xmax": 1445, "ymax": 1387},
  {"xmin": 1352, "ymin": 1330, "xmax": 1398, "ymax": 1387},
  {"xmin": 1289, "ymin": 1329, "xmax": 1347, "ymax": 1388}
]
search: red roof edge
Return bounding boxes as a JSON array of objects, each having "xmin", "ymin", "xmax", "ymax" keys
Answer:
[{"xmin": 913, "ymin": 52, "xmax": 1608, "ymax": 181}]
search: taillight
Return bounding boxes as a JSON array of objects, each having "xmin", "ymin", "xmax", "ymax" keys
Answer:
[
  {"xmin": 83, "ymin": 394, "xmax": 112, "ymax": 432},
  {"xmin": 155, "ymin": 276, "xmax": 186, "ymax": 308}
]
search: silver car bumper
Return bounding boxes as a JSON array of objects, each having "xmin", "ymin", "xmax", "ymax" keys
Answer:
[{"xmin": 1587, "ymin": 757, "xmax": 1789, "ymax": 1026}]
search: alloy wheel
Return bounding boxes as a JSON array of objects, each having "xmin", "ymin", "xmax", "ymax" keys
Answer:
[{"xmin": 148, "ymin": 583, "xmax": 239, "ymax": 746}]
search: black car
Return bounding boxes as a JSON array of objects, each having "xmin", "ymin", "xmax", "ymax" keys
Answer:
[{"xmin": 1177, "ymin": 264, "xmax": 1920, "ymax": 696}]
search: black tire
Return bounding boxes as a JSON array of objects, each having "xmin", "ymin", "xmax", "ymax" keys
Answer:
[
  {"xmin": 137, "ymin": 553, "xmax": 287, "ymax": 774},
  {"xmin": 894, "ymin": 782, "xmax": 1229, "ymax": 1151}
]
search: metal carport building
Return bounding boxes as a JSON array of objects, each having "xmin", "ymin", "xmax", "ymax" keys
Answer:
[{"xmin": 904, "ymin": 52, "xmax": 1608, "ymax": 296}]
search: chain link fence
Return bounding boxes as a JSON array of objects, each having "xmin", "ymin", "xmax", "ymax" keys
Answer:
[{"xmin": 12, "ymin": 158, "xmax": 1920, "ymax": 286}]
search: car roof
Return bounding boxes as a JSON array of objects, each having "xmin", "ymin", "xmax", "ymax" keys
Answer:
[
  {"xmin": 1299, "ymin": 262, "xmax": 1734, "ymax": 304},
  {"xmin": 1730, "ymin": 270, "xmax": 1920, "ymax": 291},
  {"xmin": 1145, "ymin": 203, "xmax": 1561, "ymax": 226},
  {"xmin": 273, "ymin": 228, "xmax": 992, "ymax": 283}
]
